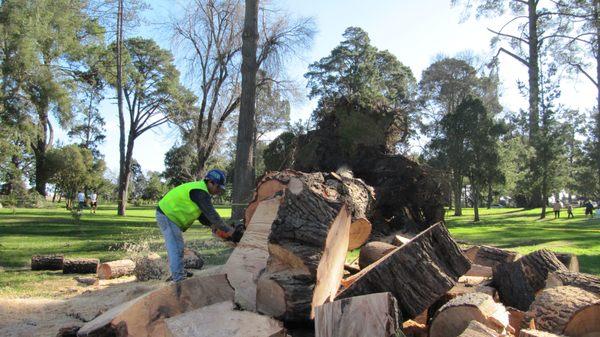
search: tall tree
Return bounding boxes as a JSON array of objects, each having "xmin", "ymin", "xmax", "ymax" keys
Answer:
[
  {"xmin": 102, "ymin": 38, "xmax": 196, "ymax": 215},
  {"xmin": 232, "ymin": 0, "xmax": 259, "ymax": 220},
  {"xmin": 0, "ymin": 0, "xmax": 103, "ymax": 196}
]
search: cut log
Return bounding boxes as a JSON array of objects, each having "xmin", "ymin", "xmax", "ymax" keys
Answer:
[
  {"xmin": 524, "ymin": 285, "xmax": 600, "ymax": 337},
  {"xmin": 348, "ymin": 217, "xmax": 372, "ymax": 250},
  {"xmin": 256, "ymin": 171, "xmax": 370, "ymax": 322},
  {"xmin": 337, "ymin": 222, "xmax": 471, "ymax": 320},
  {"xmin": 492, "ymin": 249, "xmax": 568, "ymax": 311},
  {"xmin": 465, "ymin": 245, "xmax": 521, "ymax": 267},
  {"xmin": 77, "ymin": 274, "xmax": 234, "ymax": 337},
  {"xmin": 183, "ymin": 248, "xmax": 204, "ymax": 270},
  {"xmin": 465, "ymin": 264, "xmax": 493, "ymax": 278},
  {"xmin": 164, "ymin": 301, "xmax": 285, "ymax": 337},
  {"xmin": 358, "ymin": 241, "xmax": 397, "ymax": 269},
  {"xmin": 31, "ymin": 254, "xmax": 64, "ymax": 270},
  {"xmin": 429, "ymin": 293, "xmax": 509, "ymax": 337},
  {"xmin": 427, "ymin": 282, "xmax": 498, "ymax": 325},
  {"xmin": 97, "ymin": 259, "xmax": 135, "ymax": 280},
  {"xmin": 554, "ymin": 253, "xmax": 579, "ymax": 272},
  {"xmin": 519, "ymin": 329, "xmax": 566, "ymax": 337},
  {"xmin": 63, "ymin": 258, "xmax": 99, "ymax": 274},
  {"xmin": 545, "ymin": 270, "xmax": 600, "ymax": 294},
  {"xmin": 224, "ymin": 197, "xmax": 281, "ymax": 311},
  {"xmin": 314, "ymin": 292, "xmax": 400, "ymax": 337},
  {"xmin": 457, "ymin": 320, "xmax": 501, "ymax": 337},
  {"xmin": 133, "ymin": 252, "xmax": 166, "ymax": 281}
]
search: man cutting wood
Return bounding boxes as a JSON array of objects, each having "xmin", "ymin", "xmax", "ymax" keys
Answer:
[{"xmin": 156, "ymin": 169, "xmax": 244, "ymax": 282}]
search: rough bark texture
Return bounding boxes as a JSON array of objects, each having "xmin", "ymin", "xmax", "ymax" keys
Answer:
[
  {"xmin": 492, "ymin": 249, "xmax": 568, "ymax": 311},
  {"xmin": 464, "ymin": 245, "xmax": 521, "ymax": 268},
  {"xmin": 77, "ymin": 274, "xmax": 234, "ymax": 337},
  {"xmin": 337, "ymin": 222, "xmax": 471, "ymax": 320},
  {"xmin": 164, "ymin": 301, "xmax": 285, "ymax": 337},
  {"xmin": 63, "ymin": 258, "xmax": 99, "ymax": 274},
  {"xmin": 457, "ymin": 320, "xmax": 501, "ymax": 337},
  {"xmin": 97, "ymin": 260, "xmax": 135, "ymax": 280},
  {"xmin": 358, "ymin": 241, "xmax": 397, "ymax": 269},
  {"xmin": 553, "ymin": 253, "xmax": 579, "ymax": 272},
  {"xmin": 31, "ymin": 254, "xmax": 64, "ymax": 270},
  {"xmin": 524, "ymin": 286, "xmax": 600, "ymax": 336},
  {"xmin": 182, "ymin": 248, "xmax": 204, "ymax": 270},
  {"xmin": 133, "ymin": 253, "xmax": 166, "ymax": 281},
  {"xmin": 545, "ymin": 270, "xmax": 600, "ymax": 294},
  {"xmin": 429, "ymin": 293, "xmax": 509, "ymax": 337},
  {"xmin": 314, "ymin": 292, "xmax": 400, "ymax": 337},
  {"xmin": 256, "ymin": 172, "xmax": 369, "ymax": 322},
  {"xmin": 427, "ymin": 281, "xmax": 497, "ymax": 323}
]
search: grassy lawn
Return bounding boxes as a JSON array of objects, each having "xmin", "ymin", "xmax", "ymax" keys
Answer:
[
  {"xmin": 0, "ymin": 204, "xmax": 232, "ymax": 297},
  {"xmin": 445, "ymin": 207, "xmax": 600, "ymax": 275}
]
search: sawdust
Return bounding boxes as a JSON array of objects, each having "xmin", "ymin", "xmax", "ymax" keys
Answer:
[{"xmin": 0, "ymin": 277, "xmax": 162, "ymax": 337}]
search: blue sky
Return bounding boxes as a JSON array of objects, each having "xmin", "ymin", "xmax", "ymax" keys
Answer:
[{"xmin": 55, "ymin": 0, "xmax": 597, "ymax": 176}]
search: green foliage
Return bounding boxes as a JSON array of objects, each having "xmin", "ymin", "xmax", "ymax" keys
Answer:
[
  {"xmin": 46, "ymin": 145, "xmax": 104, "ymax": 202},
  {"xmin": 263, "ymin": 131, "xmax": 297, "ymax": 171},
  {"xmin": 142, "ymin": 171, "xmax": 167, "ymax": 201},
  {"xmin": 163, "ymin": 144, "xmax": 195, "ymax": 187}
]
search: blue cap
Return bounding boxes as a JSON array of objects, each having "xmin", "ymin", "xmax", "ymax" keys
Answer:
[{"xmin": 205, "ymin": 169, "xmax": 226, "ymax": 191}]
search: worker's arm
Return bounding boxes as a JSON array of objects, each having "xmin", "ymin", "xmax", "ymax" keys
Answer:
[{"xmin": 189, "ymin": 189, "xmax": 231, "ymax": 236}]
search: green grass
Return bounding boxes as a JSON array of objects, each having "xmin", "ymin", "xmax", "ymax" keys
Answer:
[
  {"xmin": 0, "ymin": 204, "xmax": 233, "ymax": 297},
  {"xmin": 445, "ymin": 207, "xmax": 600, "ymax": 275}
]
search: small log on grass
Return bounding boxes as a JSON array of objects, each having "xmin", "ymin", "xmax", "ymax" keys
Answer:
[
  {"xmin": 429, "ymin": 293, "xmax": 509, "ymax": 337},
  {"xmin": 314, "ymin": 292, "xmax": 400, "ymax": 337},
  {"xmin": 492, "ymin": 249, "xmax": 568, "ymax": 311},
  {"xmin": 31, "ymin": 254, "xmax": 64, "ymax": 270},
  {"xmin": 63, "ymin": 258, "xmax": 99, "ymax": 274},
  {"xmin": 358, "ymin": 241, "xmax": 396, "ymax": 269},
  {"xmin": 457, "ymin": 321, "xmax": 501, "ymax": 337},
  {"xmin": 97, "ymin": 259, "xmax": 136, "ymax": 280},
  {"xmin": 545, "ymin": 270, "xmax": 600, "ymax": 294},
  {"xmin": 337, "ymin": 222, "xmax": 471, "ymax": 320},
  {"xmin": 164, "ymin": 301, "xmax": 285, "ymax": 337},
  {"xmin": 524, "ymin": 286, "xmax": 600, "ymax": 337}
]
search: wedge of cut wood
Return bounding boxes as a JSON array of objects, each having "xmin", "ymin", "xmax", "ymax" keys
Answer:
[
  {"xmin": 224, "ymin": 197, "xmax": 281, "ymax": 311},
  {"xmin": 358, "ymin": 241, "xmax": 396, "ymax": 269},
  {"xmin": 348, "ymin": 217, "xmax": 372, "ymax": 250},
  {"xmin": 457, "ymin": 320, "xmax": 501, "ymax": 337},
  {"xmin": 164, "ymin": 301, "xmax": 285, "ymax": 337},
  {"xmin": 314, "ymin": 292, "xmax": 400, "ymax": 337},
  {"xmin": 77, "ymin": 274, "xmax": 234, "ymax": 337}
]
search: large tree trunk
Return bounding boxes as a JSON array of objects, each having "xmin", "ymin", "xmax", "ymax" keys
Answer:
[
  {"xmin": 527, "ymin": 0, "xmax": 540, "ymax": 138},
  {"xmin": 118, "ymin": 131, "xmax": 134, "ymax": 216},
  {"xmin": 453, "ymin": 173, "xmax": 463, "ymax": 216},
  {"xmin": 232, "ymin": 0, "xmax": 260, "ymax": 220},
  {"xmin": 116, "ymin": 0, "xmax": 126, "ymax": 216},
  {"xmin": 337, "ymin": 222, "xmax": 471, "ymax": 320},
  {"xmin": 33, "ymin": 110, "xmax": 52, "ymax": 196},
  {"xmin": 473, "ymin": 182, "xmax": 480, "ymax": 222}
]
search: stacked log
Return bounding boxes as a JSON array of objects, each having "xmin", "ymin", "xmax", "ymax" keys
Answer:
[
  {"xmin": 97, "ymin": 259, "xmax": 136, "ymax": 280},
  {"xmin": 545, "ymin": 270, "xmax": 600, "ymax": 294},
  {"xmin": 63, "ymin": 258, "xmax": 99, "ymax": 274},
  {"xmin": 457, "ymin": 321, "xmax": 501, "ymax": 337},
  {"xmin": 464, "ymin": 245, "xmax": 520, "ymax": 267},
  {"xmin": 31, "ymin": 254, "xmax": 64, "ymax": 270},
  {"xmin": 357, "ymin": 241, "xmax": 396, "ymax": 269}
]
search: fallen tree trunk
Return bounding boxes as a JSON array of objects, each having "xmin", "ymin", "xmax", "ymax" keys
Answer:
[
  {"xmin": 358, "ymin": 241, "xmax": 396, "ymax": 269},
  {"xmin": 492, "ymin": 249, "xmax": 568, "ymax": 311},
  {"xmin": 545, "ymin": 270, "xmax": 600, "ymax": 294},
  {"xmin": 314, "ymin": 292, "xmax": 400, "ymax": 337},
  {"xmin": 524, "ymin": 285, "xmax": 600, "ymax": 337},
  {"xmin": 337, "ymin": 222, "xmax": 471, "ymax": 320},
  {"xmin": 429, "ymin": 293, "xmax": 509, "ymax": 337},
  {"xmin": 63, "ymin": 258, "xmax": 99, "ymax": 274},
  {"xmin": 224, "ymin": 197, "xmax": 281, "ymax": 311},
  {"xmin": 256, "ymin": 172, "xmax": 372, "ymax": 322},
  {"xmin": 77, "ymin": 274, "xmax": 234, "ymax": 337},
  {"xmin": 457, "ymin": 321, "xmax": 501, "ymax": 337},
  {"xmin": 31, "ymin": 254, "xmax": 64, "ymax": 270},
  {"xmin": 97, "ymin": 259, "xmax": 135, "ymax": 280},
  {"xmin": 164, "ymin": 301, "xmax": 285, "ymax": 337}
]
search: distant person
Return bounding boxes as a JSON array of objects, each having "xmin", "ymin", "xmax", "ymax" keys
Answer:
[
  {"xmin": 553, "ymin": 200, "xmax": 562, "ymax": 218},
  {"xmin": 156, "ymin": 169, "xmax": 244, "ymax": 282},
  {"xmin": 585, "ymin": 200, "xmax": 594, "ymax": 218},
  {"xmin": 77, "ymin": 191, "xmax": 86, "ymax": 211},
  {"xmin": 566, "ymin": 204, "xmax": 574, "ymax": 219},
  {"xmin": 90, "ymin": 192, "xmax": 98, "ymax": 214}
]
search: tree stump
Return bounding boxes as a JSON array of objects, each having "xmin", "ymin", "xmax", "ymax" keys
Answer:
[
  {"xmin": 358, "ymin": 241, "xmax": 397, "ymax": 269},
  {"xmin": 492, "ymin": 249, "xmax": 568, "ymax": 311},
  {"xmin": 545, "ymin": 270, "xmax": 600, "ymax": 295},
  {"xmin": 97, "ymin": 259, "xmax": 136, "ymax": 280},
  {"xmin": 457, "ymin": 321, "xmax": 501, "ymax": 337},
  {"xmin": 524, "ymin": 286, "xmax": 600, "ymax": 337},
  {"xmin": 337, "ymin": 222, "xmax": 471, "ymax": 320},
  {"xmin": 63, "ymin": 258, "xmax": 99, "ymax": 274},
  {"xmin": 429, "ymin": 293, "xmax": 509, "ymax": 337},
  {"xmin": 255, "ymin": 172, "xmax": 373, "ymax": 322},
  {"xmin": 314, "ymin": 292, "xmax": 400, "ymax": 337},
  {"xmin": 31, "ymin": 254, "xmax": 64, "ymax": 270}
]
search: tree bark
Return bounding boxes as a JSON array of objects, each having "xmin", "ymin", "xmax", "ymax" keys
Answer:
[
  {"xmin": 232, "ymin": 0, "xmax": 260, "ymax": 220},
  {"xmin": 473, "ymin": 182, "xmax": 480, "ymax": 222},
  {"xmin": 463, "ymin": 245, "xmax": 521, "ymax": 268},
  {"xmin": 358, "ymin": 241, "xmax": 397, "ymax": 269},
  {"xmin": 63, "ymin": 258, "xmax": 99, "ymax": 274},
  {"xmin": 545, "ymin": 270, "xmax": 600, "ymax": 294},
  {"xmin": 31, "ymin": 254, "xmax": 64, "ymax": 270},
  {"xmin": 453, "ymin": 173, "xmax": 463, "ymax": 216},
  {"xmin": 116, "ymin": 0, "xmax": 126, "ymax": 216}
]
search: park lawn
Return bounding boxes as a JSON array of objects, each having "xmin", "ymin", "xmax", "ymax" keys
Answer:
[
  {"xmin": 445, "ymin": 207, "xmax": 600, "ymax": 275},
  {"xmin": 0, "ymin": 204, "xmax": 233, "ymax": 297}
]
